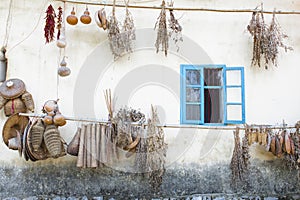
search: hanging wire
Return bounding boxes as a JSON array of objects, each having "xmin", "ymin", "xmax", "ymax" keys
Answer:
[
  {"xmin": 55, "ymin": 0, "xmax": 300, "ymax": 14},
  {"xmin": 2, "ymin": 0, "xmax": 13, "ymax": 48}
]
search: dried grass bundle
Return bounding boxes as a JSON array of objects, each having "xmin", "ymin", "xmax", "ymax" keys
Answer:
[
  {"xmin": 122, "ymin": 0, "xmax": 136, "ymax": 53},
  {"xmin": 247, "ymin": 9, "xmax": 292, "ymax": 69},
  {"xmin": 155, "ymin": 0, "xmax": 168, "ymax": 56}
]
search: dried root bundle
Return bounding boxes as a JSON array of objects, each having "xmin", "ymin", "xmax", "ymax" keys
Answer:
[
  {"xmin": 247, "ymin": 9, "xmax": 292, "ymax": 69},
  {"xmin": 155, "ymin": 0, "xmax": 168, "ymax": 56}
]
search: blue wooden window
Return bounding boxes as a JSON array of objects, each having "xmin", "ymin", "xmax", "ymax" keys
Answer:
[{"xmin": 180, "ymin": 64, "xmax": 245, "ymax": 125}]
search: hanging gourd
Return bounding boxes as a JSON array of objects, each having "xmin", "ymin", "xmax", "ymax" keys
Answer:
[
  {"xmin": 58, "ymin": 57, "xmax": 71, "ymax": 77},
  {"xmin": 95, "ymin": 8, "xmax": 108, "ymax": 30},
  {"xmin": 80, "ymin": 6, "xmax": 92, "ymax": 24},
  {"xmin": 66, "ymin": 7, "xmax": 78, "ymax": 25},
  {"xmin": 0, "ymin": 79, "xmax": 35, "ymax": 117}
]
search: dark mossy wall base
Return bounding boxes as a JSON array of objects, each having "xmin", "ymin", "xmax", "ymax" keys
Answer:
[{"xmin": 0, "ymin": 159, "xmax": 299, "ymax": 199}]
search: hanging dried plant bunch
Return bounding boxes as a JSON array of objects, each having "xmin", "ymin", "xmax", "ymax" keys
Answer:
[
  {"xmin": 247, "ymin": 9, "xmax": 292, "ymax": 69},
  {"xmin": 108, "ymin": 0, "xmax": 125, "ymax": 59},
  {"xmin": 147, "ymin": 105, "xmax": 167, "ymax": 191},
  {"xmin": 230, "ymin": 128, "xmax": 249, "ymax": 188},
  {"xmin": 122, "ymin": 0, "xmax": 136, "ymax": 53},
  {"xmin": 264, "ymin": 12, "xmax": 293, "ymax": 67},
  {"xmin": 44, "ymin": 4, "xmax": 56, "ymax": 43},
  {"xmin": 56, "ymin": 6, "xmax": 63, "ymax": 40},
  {"xmin": 168, "ymin": 1, "xmax": 183, "ymax": 52},
  {"xmin": 154, "ymin": 0, "xmax": 168, "ymax": 56}
]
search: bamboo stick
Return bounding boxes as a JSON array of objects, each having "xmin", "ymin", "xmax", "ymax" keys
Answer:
[
  {"xmin": 19, "ymin": 113, "xmax": 296, "ymax": 130},
  {"xmin": 100, "ymin": 124, "xmax": 107, "ymax": 164},
  {"xmin": 55, "ymin": 0, "xmax": 300, "ymax": 15},
  {"xmin": 86, "ymin": 124, "xmax": 92, "ymax": 168}
]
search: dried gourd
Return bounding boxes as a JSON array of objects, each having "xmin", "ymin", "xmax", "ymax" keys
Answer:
[
  {"xmin": 44, "ymin": 125, "xmax": 62, "ymax": 158},
  {"xmin": 30, "ymin": 119, "xmax": 45, "ymax": 151}
]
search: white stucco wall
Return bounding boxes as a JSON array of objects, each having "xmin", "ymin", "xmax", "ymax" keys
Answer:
[{"xmin": 0, "ymin": 0, "xmax": 299, "ymax": 167}]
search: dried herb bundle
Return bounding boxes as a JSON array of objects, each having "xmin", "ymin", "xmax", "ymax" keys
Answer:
[
  {"xmin": 146, "ymin": 105, "xmax": 167, "ymax": 191},
  {"xmin": 56, "ymin": 6, "xmax": 63, "ymax": 40},
  {"xmin": 230, "ymin": 128, "xmax": 249, "ymax": 188},
  {"xmin": 44, "ymin": 4, "xmax": 56, "ymax": 43},
  {"xmin": 108, "ymin": 0, "xmax": 125, "ymax": 59},
  {"xmin": 122, "ymin": 0, "xmax": 136, "ymax": 53},
  {"xmin": 265, "ymin": 13, "xmax": 293, "ymax": 67},
  {"xmin": 168, "ymin": 2, "xmax": 183, "ymax": 52},
  {"xmin": 247, "ymin": 10, "xmax": 292, "ymax": 69},
  {"xmin": 155, "ymin": 0, "xmax": 168, "ymax": 56}
]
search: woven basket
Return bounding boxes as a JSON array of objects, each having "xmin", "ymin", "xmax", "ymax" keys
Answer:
[
  {"xmin": 30, "ymin": 119, "xmax": 45, "ymax": 151},
  {"xmin": 44, "ymin": 125, "xmax": 62, "ymax": 158},
  {"xmin": 21, "ymin": 91, "xmax": 35, "ymax": 112},
  {"xmin": 4, "ymin": 98, "xmax": 26, "ymax": 117},
  {"xmin": 0, "ymin": 95, "xmax": 8, "ymax": 109}
]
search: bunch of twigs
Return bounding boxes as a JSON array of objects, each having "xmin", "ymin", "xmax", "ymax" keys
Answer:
[
  {"xmin": 247, "ymin": 8, "xmax": 292, "ymax": 69},
  {"xmin": 122, "ymin": 0, "xmax": 136, "ymax": 53},
  {"xmin": 104, "ymin": 89, "xmax": 114, "ymax": 119},
  {"xmin": 155, "ymin": 0, "xmax": 168, "ymax": 56}
]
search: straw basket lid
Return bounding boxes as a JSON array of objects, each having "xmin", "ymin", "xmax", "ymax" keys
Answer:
[
  {"xmin": 0, "ymin": 79, "xmax": 26, "ymax": 100},
  {"xmin": 2, "ymin": 113, "xmax": 29, "ymax": 146}
]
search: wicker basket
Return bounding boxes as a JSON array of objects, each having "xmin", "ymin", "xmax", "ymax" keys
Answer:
[
  {"xmin": 21, "ymin": 91, "xmax": 35, "ymax": 112},
  {"xmin": 0, "ymin": 95, "xmax": 7, "ymax": 109},
  {"xmin": 44, "ymin": 125, "xmax": 62, "ymax": 158},
  {"xmin": 4, "ymin": 98, "xmax": 26, "ymax": 117},
  {"xmin": 0, "ymin": 79, "xmax": 25, "ymax": 100},
  {"xmin": 30, "ymin": 119, "xmax": 45, "ymax": 151}
]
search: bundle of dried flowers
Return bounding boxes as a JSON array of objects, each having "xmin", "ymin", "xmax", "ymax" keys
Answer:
[
  {"xmin": 155, "ymin": 0, "xmax": 168, "ymax": 56},
  {"xmin": 44, "ymin": 4, "xmax": 56, "ymax": 43}
]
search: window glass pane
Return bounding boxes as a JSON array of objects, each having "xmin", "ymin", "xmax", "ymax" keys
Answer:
[
  {"xmin": 186, "ymin": 70, "xmax": 200, "ymax": 85},
  {"xmin": 205, "ymin": 89, "xmax": 223, "ymax": 123},
  {"xmin": 226, "ymin": 70, "xmax": 241, "ymax": 86},
  {"xmin": 227, "ymin": 105, "xmax": 242, "ymax": 121},
  {"xmin": 186, "ymin": 87, "xmax": 200, "ymax": 102},
  {"xmin": 226, "ymin": 87, "xmax": 242, "ymax": 103},
  {"xmin": 204, "ymin": 68, "xmax": 223, "ymax": 86},
  {"xmin": 186, "ymin": 104, "xmax": 201, "ymax": 121}
]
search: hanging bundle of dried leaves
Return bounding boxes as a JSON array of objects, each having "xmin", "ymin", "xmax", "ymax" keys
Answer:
[
  {"xmin": 168, "ymin": 1, "xmax": 183, "ymax": 52},
  {"xmin": 146, "ymin": 105, "xmax": 167, "ymax": 191},
  {"xmin": 247, "ymin": 9, "xmax": 292, "ymax": 69},
  {"xmin": 230, "ymin": 128, "xmax": 249, "ymax": 188},
  {"xmin": 108, "ymin": 0, "xmax": 125, "ymax": 59},
  {"xmin": 155, "ymin": 0, "xmax": 168, "ymax": 56},
  {"xmin": 44, "ymin": 4, "xmax": 56, "ymax": 43},
  {"xmin": 122, "ymin": 0, "xmax": 136, "ymax": 53},
  {"xmin": 56, "ymin": 6, "xmax": 63, "ymax": 40}
]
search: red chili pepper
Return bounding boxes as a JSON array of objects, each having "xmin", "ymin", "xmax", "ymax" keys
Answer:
[{"xmin": 44, "ymin": 4, "xmax": 56, "ymax": 43}]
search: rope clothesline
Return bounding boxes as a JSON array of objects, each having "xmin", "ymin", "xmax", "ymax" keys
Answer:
[
  {"xmin": 55, "ymin": 0, "xmax": 300, "ymax": 15},
  {"xmin": 19, "ymin": 113, "xmax": 298, "ymax": 130}
]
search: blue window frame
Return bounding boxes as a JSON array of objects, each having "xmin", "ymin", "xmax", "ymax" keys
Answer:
[{"xmin": 180, "ymin": 64, "xmax": 245, "ymax": 125}]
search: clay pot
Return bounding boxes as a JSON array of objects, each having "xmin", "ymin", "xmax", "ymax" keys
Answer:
[
  {"xmin": 80, "ymin": 7, "xmax": 92, "ymax": 24},
  {"xmin": 66, "ymin": 7, "xmax": 78, "ymax": 25}
]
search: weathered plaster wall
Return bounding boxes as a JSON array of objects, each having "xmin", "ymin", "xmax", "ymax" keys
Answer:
[{"xmin": 0, "ymin": 0, "xmax": 299, "ymax": 198}]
